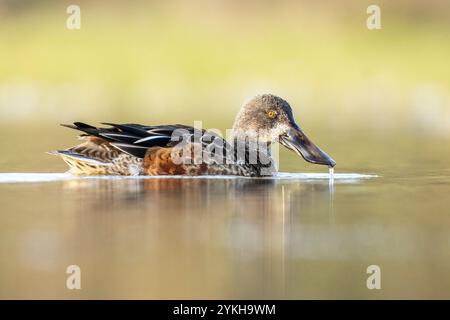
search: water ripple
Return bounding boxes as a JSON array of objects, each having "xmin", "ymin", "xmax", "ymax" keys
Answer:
[{"xmin": 0, "ymin": 172, "xmax": 377, "ymax": 184}]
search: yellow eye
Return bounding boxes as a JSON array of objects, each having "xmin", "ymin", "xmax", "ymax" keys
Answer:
[{"xmin": 267, "ymin": 110, "xmax": 277, "ymax": 119}]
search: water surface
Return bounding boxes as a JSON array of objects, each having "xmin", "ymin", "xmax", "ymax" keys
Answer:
[{"xmin": 1, "ymin": 130, "xmax": 450, "ymax": 299}]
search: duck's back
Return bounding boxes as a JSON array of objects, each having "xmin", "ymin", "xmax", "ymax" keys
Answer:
[{"xmin": 52, "ymin": 122, "xmax": 271, "ymax": 176}]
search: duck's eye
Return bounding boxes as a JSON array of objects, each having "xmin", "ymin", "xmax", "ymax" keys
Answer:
[{"xmin": 267, "ymin": 110, "xmax": 278, "ymax": 119}]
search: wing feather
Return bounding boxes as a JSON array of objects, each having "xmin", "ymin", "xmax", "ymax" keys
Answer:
[{"xmin": 59, "ymin": 122, "xmax": 231, "ymax": 160}]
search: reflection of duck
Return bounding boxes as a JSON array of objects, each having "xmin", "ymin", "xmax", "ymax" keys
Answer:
[
  {"xmin": 51, "ymin": 94, "xmax": 335, "ymax": 177},
  {"xmin": 61, "ymin": 177, "xmax": 332, "ymax": 217}
]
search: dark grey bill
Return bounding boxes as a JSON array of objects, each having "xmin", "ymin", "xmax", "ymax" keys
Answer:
[{"xmin": 280, "ymin": 128, "xmax": 336, "ymax": 167}]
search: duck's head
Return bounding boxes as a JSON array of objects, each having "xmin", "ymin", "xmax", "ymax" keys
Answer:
[{"xmin": 231, "ymin": 94, "xmax": 336, "ymax": 167}]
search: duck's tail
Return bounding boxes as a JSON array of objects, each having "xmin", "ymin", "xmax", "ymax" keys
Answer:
[
  {"xmin": 48, "ymin": 150, "xmax": 114, "ymax": 175},
  {"xmin": 50, "ymin": 121, "xmax": 181, "ymax": 175},
  {"xmin": 48, "ymin": 129, "xmax": 144, "ymax": 176}
]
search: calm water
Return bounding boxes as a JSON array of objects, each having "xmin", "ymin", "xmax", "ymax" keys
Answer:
[{"xmin": 1, "ymin": 126, "xmax": 450, "ymax": 299}]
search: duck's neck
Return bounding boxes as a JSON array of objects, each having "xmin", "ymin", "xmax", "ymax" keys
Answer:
[
  {"xmin": 229, "ymin": 128, "xmax": 271, "ymax": 156},
  {"xmin": 229, "ymin": 127, "xmax": 253, "ymax": 142}
]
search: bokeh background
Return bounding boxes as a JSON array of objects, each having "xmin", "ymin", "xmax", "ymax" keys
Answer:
[
  {"xmin": 0, "ymin": 0, "xmax": 449, "ymax": 173},
  {"xmin": 1, "ymin": 0, "xmax": 450, "ymax": 300}
]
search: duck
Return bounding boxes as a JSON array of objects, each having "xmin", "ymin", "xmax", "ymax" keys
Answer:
[{"xmin": 51, "ymin": 94, "xmax": 336, "ymax": 177}]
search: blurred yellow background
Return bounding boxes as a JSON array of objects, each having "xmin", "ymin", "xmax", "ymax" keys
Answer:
[
  {"xmin": 1, "ymin": 1, "xmax": 450, "ymax": 300},
  {"xmin": 0, "ymin": 0, "xmax": 449, "ymax": 172},
  {"xmin": 0, "ymin": 0, "xmax": 449, "ymax": 127}
]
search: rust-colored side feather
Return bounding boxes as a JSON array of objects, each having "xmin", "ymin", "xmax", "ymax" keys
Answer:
[
  {"xmin": 144, "ymin": 147, "xmax": 187, "ymax": 176},
  {"xmin": 143, "ymin": 143, "xmax": 245, "ymax": 176}
]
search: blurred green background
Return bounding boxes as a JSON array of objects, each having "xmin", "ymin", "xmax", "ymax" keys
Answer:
[
  {"xmin": 0, "ymin": 0, "xmax": 449, "ymax": 172},
  {"xmin": 1, "ymin": 0, "xmax": 450, "ymax": 300}
]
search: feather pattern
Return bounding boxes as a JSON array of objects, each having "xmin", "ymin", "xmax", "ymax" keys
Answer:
[{"xmin": 52, "ymin": 122, "xmax": 276, "ymax": 176}]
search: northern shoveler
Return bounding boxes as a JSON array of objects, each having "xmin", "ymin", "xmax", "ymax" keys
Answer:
[{"xmin": 51, "ymin": 94, "xmax": 336, "ymax": 177}]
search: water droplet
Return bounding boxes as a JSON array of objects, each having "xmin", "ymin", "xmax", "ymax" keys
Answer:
[{"xmin": 329, "ymin": 167, "xmax": 334, "ymax": 180}]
